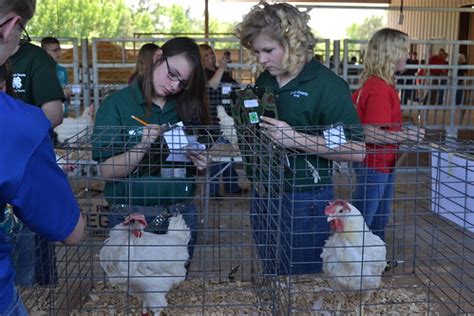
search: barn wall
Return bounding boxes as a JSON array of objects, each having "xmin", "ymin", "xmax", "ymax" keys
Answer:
[
  {"xmin": 387, "ymin": 0, "xmax": 474, "ymax": 62},
  {"xmin": 388, "ymin": 0, "xmax": 473, "ymax": 41}
]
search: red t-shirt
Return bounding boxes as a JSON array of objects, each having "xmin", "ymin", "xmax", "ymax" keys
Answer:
[
  {"xmin": 428, "ymin": 54, "xmax": 448, "ymax": 76},
  {"xmin": 352, "ymin": 76, "xmax": 402, "ymax": 173}
]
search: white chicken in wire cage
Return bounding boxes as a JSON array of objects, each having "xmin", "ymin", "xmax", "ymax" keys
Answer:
[
  {"xmin": 321, "ymin": 200, "xmax": 387, "ymax": 303},
  {"xmin": 99, "ymin": 213, "xmax": 191, "ymax": 315},
  {"xmin": 216, "ymin": 104, "xmax": 238, "ymax": 145},
  {"xmin": 55, "ymin": 103, "xmax": 94, "ymax": 144}
]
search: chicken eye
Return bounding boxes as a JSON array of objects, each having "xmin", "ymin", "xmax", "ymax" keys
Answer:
[{"xmin": 338, "ymin": 209, "xmax": 343, "ymax": 213}]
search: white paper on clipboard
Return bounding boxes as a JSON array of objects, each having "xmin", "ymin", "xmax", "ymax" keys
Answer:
[{"xmin": 164, "ymin": 124, "xmax": 206, "ymax": 162}]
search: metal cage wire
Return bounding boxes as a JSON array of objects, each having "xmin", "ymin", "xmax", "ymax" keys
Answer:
[{"xmin": 15, "ymin": 112, "xmax": 474, "ymax": 314}]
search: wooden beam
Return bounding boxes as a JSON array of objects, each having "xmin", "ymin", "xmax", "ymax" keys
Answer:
[
  {"xmin": 289, "ymin": 0, "xmax": 390, "ymax": 2},
  {"xmin": 205, "ymin": 0, "xmax": 209, "ymax": 39},
  {"xmin": 219, "ymin": 0, "xmax": 390, "ymax": 3}
]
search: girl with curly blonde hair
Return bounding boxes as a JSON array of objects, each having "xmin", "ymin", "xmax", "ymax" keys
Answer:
[{"xmin": 236, "ymin": 2, "xmax": 365, "ymax": 275}]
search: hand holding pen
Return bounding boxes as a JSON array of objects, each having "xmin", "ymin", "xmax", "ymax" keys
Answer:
[{"xmin": 131, "ymin": 115, "xmax": 163, "ymax": 150}]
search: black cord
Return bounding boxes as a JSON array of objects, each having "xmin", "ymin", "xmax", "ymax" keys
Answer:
[{"xmin": 398, "ymin": 0, "xmax": 405, "ymax": 25}]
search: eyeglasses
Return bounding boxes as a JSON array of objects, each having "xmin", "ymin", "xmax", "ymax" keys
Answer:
[
  {"xmin": 18, "ymin": 22, "xmax": 31, "ymax": 44},
  {"xmin": 0, "ymin": 17, "xmax": 30, "ymax": 45},
  {"xmin": 164, "ymin": 57, "xmax": 188, "ymax": 90},
  {"xmin": 0, "ymin": 17, "xmax": 15, "ymax": 29}
]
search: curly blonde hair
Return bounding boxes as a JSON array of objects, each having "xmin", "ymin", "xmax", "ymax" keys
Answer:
[
  {"xmin": 235, "ymin": 2, "xmax": 315, "ymax": 76},
  {"xmin": 360, "ymin": 28, "xmax": 409, "ymax": 86}
]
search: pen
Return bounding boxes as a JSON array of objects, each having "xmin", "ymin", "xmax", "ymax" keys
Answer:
[{"xmin": 131, "ymin": 115, "xmax": 149, "ymax": 126}]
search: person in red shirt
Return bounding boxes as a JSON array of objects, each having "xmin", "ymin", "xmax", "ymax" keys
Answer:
[
  {"xmin": 426, "ymin": 48, "xmax": 448, "ymax": 105},
  {"xmin": 352, "ymin": 28, "xmax": 425, "ymax": 241},
  {"xmin": 428, "ymin": 48, "xmax": 448, "ymax": 76}
]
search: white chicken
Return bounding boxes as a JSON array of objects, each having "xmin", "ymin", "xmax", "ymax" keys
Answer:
[
  {"xmin": 99, "ymin": 213, "xmax": 191, "ymax": 315},
  {"xmin": 216, "ymin": 104, "xmax": 238, "ymax": 145},
  {"xmin": 54, "ymin": 103, "xmax": 94, "ymax": 143},
  {"xmin": 55, "ymin": 154, "xmax": 77, "ymax": 173},
  {"xmin": 321, "ymin": 200, "xmax": 386, "ymax": 303}
]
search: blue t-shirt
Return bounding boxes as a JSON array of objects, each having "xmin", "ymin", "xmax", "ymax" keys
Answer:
[
  {"xmin": 56, "ymin": 64, "xmax": 68, "ymax": 87},
  {"xmin": 0, "ymin": 92, "xmax": 80, "ymax": 313}
]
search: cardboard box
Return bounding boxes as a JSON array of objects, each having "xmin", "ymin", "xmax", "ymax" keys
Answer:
[
  {"xmin": 431, "ymin": 145, "xmax": 474, "ymax": 232},
  {"xmin": 78, "ymin": 195, "xmax": 109, "ymax": 237}
]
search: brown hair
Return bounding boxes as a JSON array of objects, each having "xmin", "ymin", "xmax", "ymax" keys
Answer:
[
  {"xmin": 198, "ymin": 43, "xmax": 213, "ymax": 58},
  {"xmin": 0, "ymin": 0, "xmax": 36, "ymax": 21},
  {"xmin": 140, "ymin": 37, "xmax": 210, "ymax": 125},
  {"xmin": 40, "ymin": 36, "xmax": 60, "ymax": 48},
  {"xmin": 129, "ymin": 43, "xmax": 159, "ymax": 82}
]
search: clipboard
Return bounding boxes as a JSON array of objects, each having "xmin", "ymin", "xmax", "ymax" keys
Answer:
[{"xmin": 229, "ymin": 85, "xmax": 278, "ymax": 126}]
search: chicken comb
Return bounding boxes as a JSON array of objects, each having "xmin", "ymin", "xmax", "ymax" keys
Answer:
[
  {"xmin": 333, "ymin": 200, "xmax": 349, "ymax": 208},
  {"xmin": 325, "ymin": 199, "xmax": 350, "ymax": 214},
  {"xmin": 123, "ymin": 213, "xmax": 147, "ymax": 227}
]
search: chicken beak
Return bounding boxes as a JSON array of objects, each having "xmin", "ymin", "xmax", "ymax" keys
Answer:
[{"xmin": 325, "ymin": 203, "xmax": 337, "ymax": 222}]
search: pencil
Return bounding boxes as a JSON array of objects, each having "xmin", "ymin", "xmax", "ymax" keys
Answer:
[{"xmin": 131, "ymin": 115, "xmax": 148, "ymax": 126}]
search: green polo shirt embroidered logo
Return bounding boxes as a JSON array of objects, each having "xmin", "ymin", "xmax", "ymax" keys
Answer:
[
  {"xmin": 12, "ymin": 75, "xmax": 24, "ymax": 92},
  {"xmin": 290, "ymin": 90, "xmax": 309, "ymax": 98}
]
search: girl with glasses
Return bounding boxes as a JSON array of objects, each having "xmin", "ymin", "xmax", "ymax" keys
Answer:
[{"xmin": 92, "ymin": 37, "xmax": 210, "ymax": 265}]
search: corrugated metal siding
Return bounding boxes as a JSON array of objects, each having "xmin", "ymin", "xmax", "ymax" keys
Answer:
[{"xmin": 388, "ymin": 0, "xmax": 473, "ymax": 41}]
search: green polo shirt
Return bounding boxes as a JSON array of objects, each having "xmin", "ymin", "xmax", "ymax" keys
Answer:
[
  {"xmin": 256, "ymin": 59, "xmax": 362, "ymax": 190},
  {"xmin": 92, "ymin": 80, "xmax": 195, "ymax": 206},
  {"xmin": 10, "ymin": 42, "xmax": 65, "ymax": 106}
]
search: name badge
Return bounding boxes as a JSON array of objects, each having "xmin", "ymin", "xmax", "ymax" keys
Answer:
[
  {"xmin": 221, "ymin": 85, "xmax": 232, "ymax": 95},
  {"xmin": 244, "ymin": 99, "xmax": 259, "ymax": 108}
]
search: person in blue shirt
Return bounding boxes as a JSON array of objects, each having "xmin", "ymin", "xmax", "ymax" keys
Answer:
[{"xmin": 0, "ymin": 1, "xmax": 85, "ymax": 314}]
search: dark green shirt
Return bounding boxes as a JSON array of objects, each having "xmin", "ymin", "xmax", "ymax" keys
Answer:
[
  {"xmin": 256, "ymin": 59, "xmax": 362, "ymax": 189},
  {"xmin": 92, "ymin": 80, "xmax": 195, "ymax": 206},
  {"xmin": 10, "ymin": 43, "xmax": 65, "ymax": 106}
]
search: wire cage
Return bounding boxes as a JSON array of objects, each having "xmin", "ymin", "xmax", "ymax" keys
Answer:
[
  {"xmin": 267, "ymin": 128, "xmax": 474, "ymax": 315},
  {"xmin": 14, "ymin": 121, "xmax": 474, "ymax": 315}
]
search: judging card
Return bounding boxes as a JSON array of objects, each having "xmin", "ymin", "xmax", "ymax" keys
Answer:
[
  {"xmin": 323, "ymin": 125, "xmax": 347, "ymax": 149},
  {"xmin": 163, "ymin": 122, "xmax": 189, "ymax": 150},
  {"xmin": 164, "ymin": 126, "xmax": 206, "ymax": 162}
]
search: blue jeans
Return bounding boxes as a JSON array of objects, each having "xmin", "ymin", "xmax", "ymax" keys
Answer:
[
  {"xmin": 12, "ymin": 226, "xmax": 35, "ymax": 287},
  {"xmin": 352, "ymin": 163, "xmax": 396, "ymax": 241},
  {"xmin": 251, "ymin": 185, "xmax": 334, "ymax": 275},
  {"xmin": 209, "ymin": 162, "xmax": 241, "ymax": 196},
  {"xmin": 107, "ymin": 203, "xmax": 198, "ymax": 262},
  {"xmin": 209, "ymin": 138, "xmax": 241, "ymax": 196},
  {"xmin": 3, "ymin": 287, "xmax": 29, "ymax": 316},
  {"xmin": 34, "ymin": 235, "xmax": 57, "ymax": 285},
  {"xmin": 12, "ymin": 226, "xmax": 57, "ymax": 287}
]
